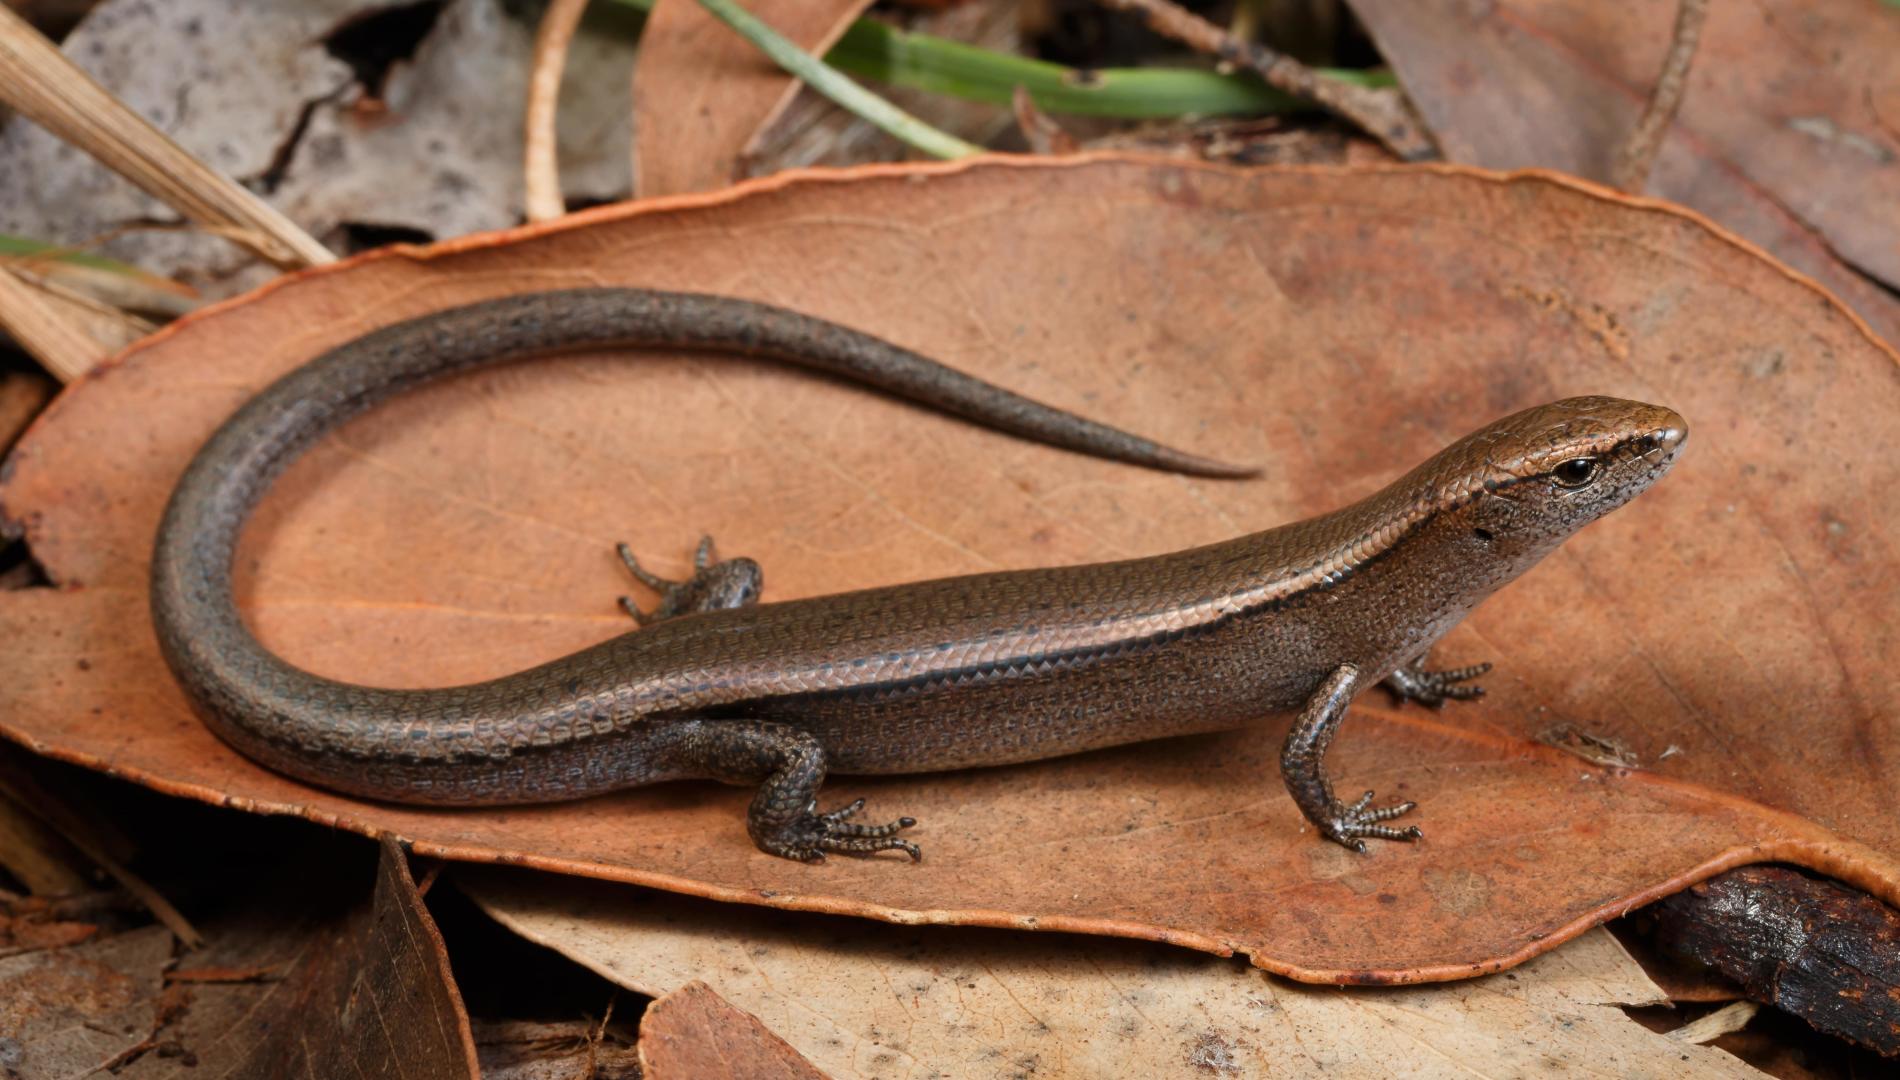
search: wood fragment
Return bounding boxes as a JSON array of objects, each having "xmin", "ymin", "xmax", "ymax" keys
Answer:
[
  {"xmin": 1666, "ymin": 1000, "xmax": 1760, "ymax": 1045},
  {"xmin": 524, "ymin": 0, "xmax": 591, "ymax": 223},
  {"xmin": 0, "ymin": 4, "xmax": 332, "ymax": 268},
  {"xmin": 1650, "ymin": 865, "xmax": 1900, "ymax": 1057},
  {"xmin": 1610, "ymin": 0, "xmax": 1710, "ymax": 192},
  {"xmin": 0, "ymin": 366, "xmax": 56, "ymax": 455},
  {"xmin": 1094, "ymin": 0, "xmax": 1438, "ymax": 160}
]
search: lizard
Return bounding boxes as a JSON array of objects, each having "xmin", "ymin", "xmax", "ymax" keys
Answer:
[{"xmin": 150, "ymin": 288, "xmax": 1686, "ymax": 861}]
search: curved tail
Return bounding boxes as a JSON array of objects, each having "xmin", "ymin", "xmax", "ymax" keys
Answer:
[{"xmin": 149, "ymin": 288, "xmax": 1253, "ymax": 797}]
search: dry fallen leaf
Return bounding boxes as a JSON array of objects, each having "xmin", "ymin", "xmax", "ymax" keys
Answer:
[
  {"xmin": 1346, "ymin": 0, "xmax": 1900, "ymax": 347},
  {"xmin": 637, "ymin": 980, "xmax": 829, "ymax": 1080},
  {"xmin": 743, "ymin": 0, "xmax": 1023, "ymax": 182},
  {"xmin": 0, "ymin": 0, "xmax": 637, "ymax": 293},
  {"xmin": 0, "ymin": 157, "xmax": 1895, "ymax": 981},
  {"xmin": 0, "ymin": 838, "xmax": 476, "ymax": 1078},
  {"xmin": 463, "ymin": 869, "xmax": 1765, "ymax": 1079},
  {"xmin": 632, "ymin": 0, "xmax": 870, "ymax": 197}
]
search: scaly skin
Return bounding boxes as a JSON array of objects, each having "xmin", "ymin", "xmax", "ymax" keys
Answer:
[{"xmin": 151, "ymin": 289, "xmax": 1686, "ymax": 860}]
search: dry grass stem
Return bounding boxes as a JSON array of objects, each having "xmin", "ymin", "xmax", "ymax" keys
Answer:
[
  {"xmin": 0, "ymin": 267, "xmax": 119, "ymax": 381},
  {"xmin": 1611, "ymin": 0, "xmax": 1711, "ymax": 192},
  {"xmin": 0, "ymin": 5, "xmax": 333, "ymax": 269},
  {"xmin": 524, "ymin": 0, "xmax": 592, "ymax": 222}
]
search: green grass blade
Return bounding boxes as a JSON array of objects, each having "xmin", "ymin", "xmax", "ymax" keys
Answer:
[
  {"xmin": 694, "ymin": 0, "xmax": 982, "ymax": 159},
  {"xmin": 606, "ymin": 0, "xmax": 1390, "ymax": 121}
]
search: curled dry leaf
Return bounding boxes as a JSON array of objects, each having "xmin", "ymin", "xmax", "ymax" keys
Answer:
[
  {"xmin": 1346, "ymin": 0, "xmax": 1900, "ymax": 346},
  {"xmin": 464, "ymin": 871, "xmax": 1765, "ymax": 1079},
  {"xmin": 0, "ymin": 157, "xmax": 1896, "ymax": 981},
  {"xmin": 0, "ymin": 838, "xmax": 476, "ymax": 1078}
]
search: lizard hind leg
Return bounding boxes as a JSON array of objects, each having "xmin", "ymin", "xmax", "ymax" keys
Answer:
[
  {"xmin": 663, "ymin": 719, "xmax": 921, "ymax": 862},
  {"xmin": 616, "ymin": 535, "xmax": 763, "ymax": 625}
]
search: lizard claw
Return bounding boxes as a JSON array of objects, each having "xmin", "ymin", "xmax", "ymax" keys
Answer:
[
  {"xmin": 1319, "ymin": 790, "xmax": 1422, "ymax": 852},
  {"xmin": 616, "ymin": 537, "xmax": 762, "ymax": 625},
  {"xmin": 1384, "ymin": 658, "xmax": 1491, "ymax": 706},
  {"xmin": 755, "ymin": 798, "xmax": 921, "ymax": 863}
]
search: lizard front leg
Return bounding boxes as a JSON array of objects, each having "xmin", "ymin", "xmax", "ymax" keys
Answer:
[
  {"xmin": 663, "ymin": 719, "xmax": 921, "ymax": 862},
  {"xmin": 1282, "ymin": 664, "xmax": 1422, "ymax": 851},
  {"xmin": 616, "ymin": 535, "xmax": 762, "ymax": 624}
]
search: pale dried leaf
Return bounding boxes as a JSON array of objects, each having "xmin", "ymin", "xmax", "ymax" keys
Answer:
[{"xmin": 463, "ymin": 871, "xmax": 1765, "ymax": 1080}]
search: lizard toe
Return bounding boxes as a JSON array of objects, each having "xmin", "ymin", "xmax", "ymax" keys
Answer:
[
  {"xmin": 757, "ymin": 799, "xmax": 921, "ymax": 862},
  {"xmin": 1320, "ymin": 791, "xmax": 1423, "ymax": 851}
]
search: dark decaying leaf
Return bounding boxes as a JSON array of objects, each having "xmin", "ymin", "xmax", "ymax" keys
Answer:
[
  {"xmin": 1347, "ymin": 0, "xmax": 1900, "ymax": 348},
  {"xmin": 0, "ymin": 157, "xmax": 1895, "ymax": 982},
  {"xmin": 0, "ymin": 836, "xmax": 477, "ymax": 1078}
]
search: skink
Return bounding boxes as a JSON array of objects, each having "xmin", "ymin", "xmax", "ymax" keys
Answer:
[{"xmin": 151, "ymin": 289, "xmax": 1685, "ymax": 860}]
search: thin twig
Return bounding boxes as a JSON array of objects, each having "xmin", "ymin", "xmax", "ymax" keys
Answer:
[
  {"xmin": 524, "ymin": 0, "xmax": 591, "ymax": 222},
  {"xmin": 695, "ymin": 0, "xmax": 983, "ymax": 160},
  {"xmin": 1012, "ymin": 86, "xmax": 1079, "ymax": 156},
  {"xmin": 1093, "ymin": 0, "xmax": 1438, "ymax": 161},
  {"xmin": 1611, "ymin": 0, "xmax": 1710, "ymax": 193},
  {"xmin": 0, "ymin": 5, "xmax": 332, "ymax": 268}
]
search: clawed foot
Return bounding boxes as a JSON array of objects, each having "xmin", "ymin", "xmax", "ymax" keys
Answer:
[
  {"xmin": 1317, "ymin": 790, "xmax": 1422, "ymax": 853},
  {"xmin": 617, "ymin": 535, "xmax": 762, "ymax": 625},
  {"xmin": 1385, "ymin": 659, "xmax": 1491, "ymax": 706},
  {"xmin": 755, "ymin": 798, "xmax": 922, "ymax": 863}
]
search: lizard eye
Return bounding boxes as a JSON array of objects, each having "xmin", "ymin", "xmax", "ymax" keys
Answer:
[{"xmin": 1552, "ymin": 457, "xmax": 1601, "ymax": 488}]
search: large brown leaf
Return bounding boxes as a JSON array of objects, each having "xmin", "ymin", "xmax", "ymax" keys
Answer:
[
  {"xmin": 1, "ymin": 157, "xmax": 1895, "ymax": 981},
  {"xmin": 1347, "ymin": 0, "xmax": 1900, "ymax": 347}
]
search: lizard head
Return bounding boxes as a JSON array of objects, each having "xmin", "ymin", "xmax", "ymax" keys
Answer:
[{"xmin": 1439, "ymin": 395, "xmax": 1686, "ymax": 565}]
